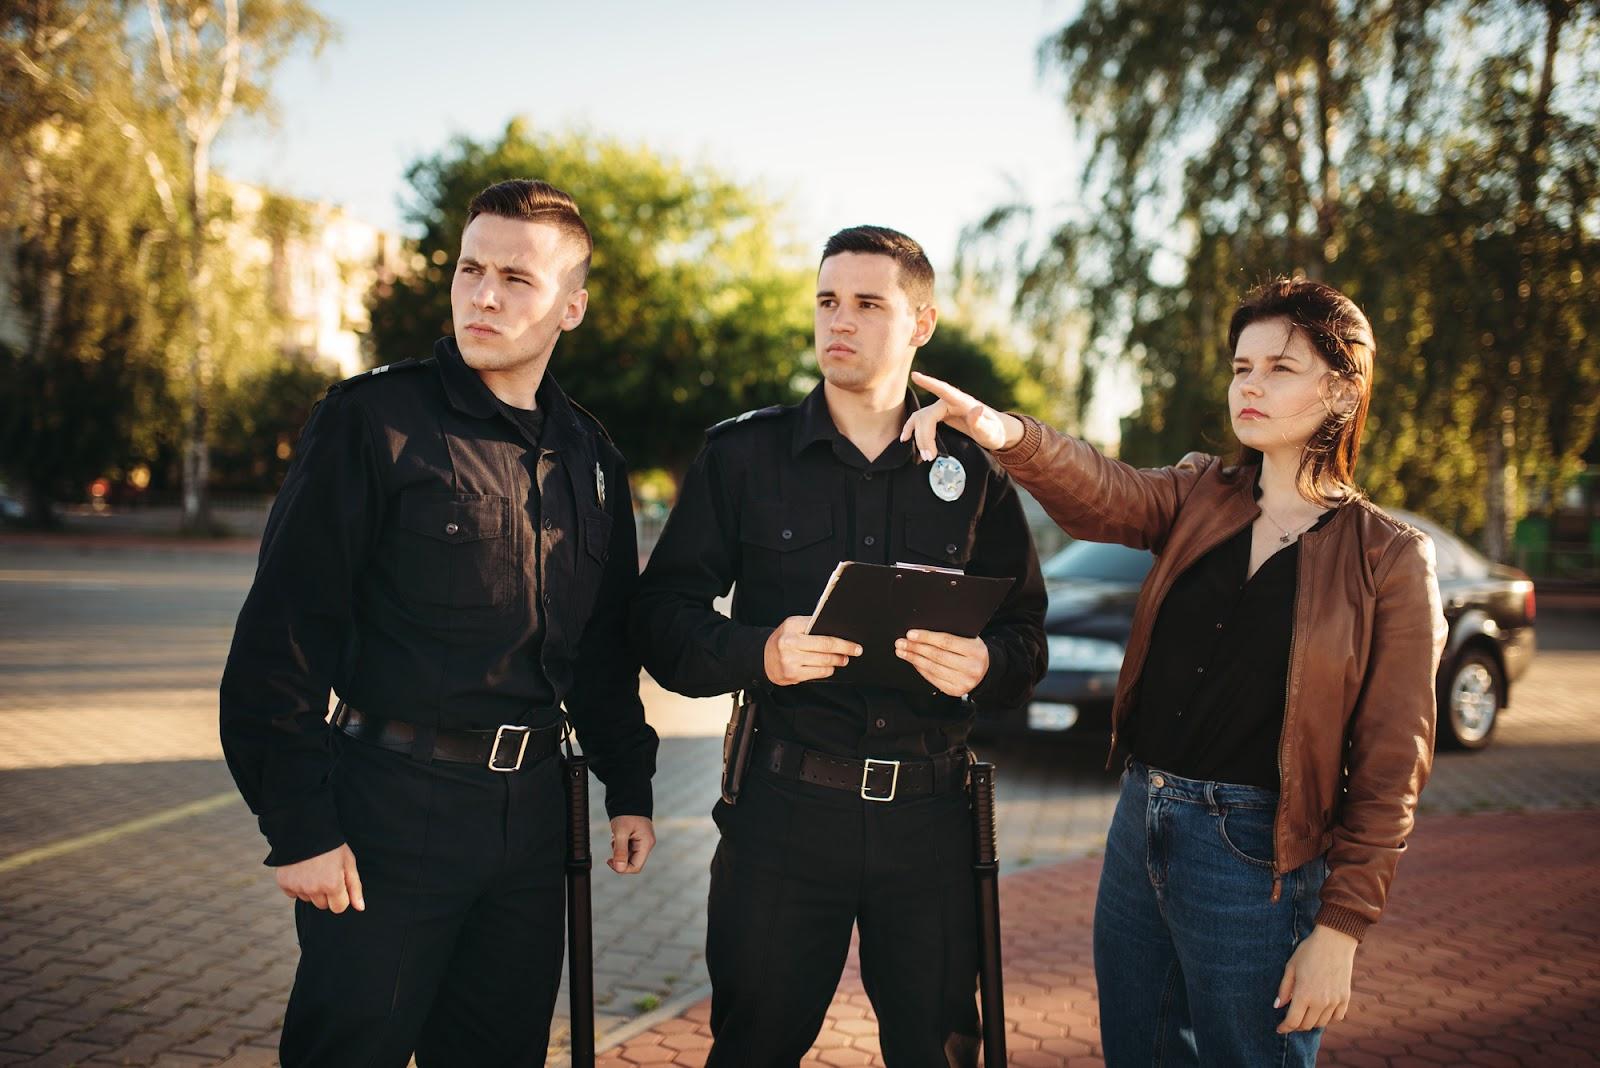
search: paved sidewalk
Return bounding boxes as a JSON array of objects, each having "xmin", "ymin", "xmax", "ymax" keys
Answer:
[
  {"xmin": 2, "ymin": 544, "xmax": 1596, "ymax": 1066},
  {"xmin": 600, "ymin": 808, "xmax": 1600, "ymax": 1067}
]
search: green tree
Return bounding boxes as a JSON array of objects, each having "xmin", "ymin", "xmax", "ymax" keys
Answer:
[
  {"xmin": 970, "ymin": 0, "xmax": 1600, "ymax": 553},
  {"xmin": 369, "ymin": 120, "xmax": 816, "ymax": 478},
  {"xmin": 1, "ymin": 1, "xmax": 182, "ymax": 526},
  {"xmin": 128, "ymin": 0, "xmax": 335, "ymax": 532}
]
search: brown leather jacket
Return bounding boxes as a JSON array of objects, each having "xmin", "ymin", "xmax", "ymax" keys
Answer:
[{"xmin": 996, "ymin": 416, "xmax": 1445, "ymax": 941}]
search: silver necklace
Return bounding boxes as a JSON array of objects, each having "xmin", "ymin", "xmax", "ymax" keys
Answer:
[{"xmin": 1258, "ymin": 506, "xmax": 1321, "ymax": 545}]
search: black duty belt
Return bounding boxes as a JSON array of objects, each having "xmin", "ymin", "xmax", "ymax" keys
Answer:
[
  {"xmin": 754, "ymin": 733, "xmax": 969, "ymax": 802},
  {"xmin": 333, "ymin": 701, "xmax": 561, "ymax": 772}
]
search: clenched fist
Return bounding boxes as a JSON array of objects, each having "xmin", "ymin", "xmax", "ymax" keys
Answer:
[
  {"xmin": 763, "ymin": 615, "xmax": 861, "ymax": 686},
  {"xmin": 276, "ymin": 843, "xmax": 365, "ymax": 914}
]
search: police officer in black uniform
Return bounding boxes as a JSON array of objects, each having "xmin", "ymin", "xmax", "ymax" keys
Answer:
[
  {"xmin": 630, "ymin": 226, "xmax": 1047, "ymax": 1067},
  {"xmin": 220, "ymin": 179, "xmax": 659, "ymax": 1067}
]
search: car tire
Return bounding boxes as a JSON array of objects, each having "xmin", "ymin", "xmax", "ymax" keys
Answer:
[{"xmin": 1438, "ymin": 648, "xmax": 1504, "ymax": 752}]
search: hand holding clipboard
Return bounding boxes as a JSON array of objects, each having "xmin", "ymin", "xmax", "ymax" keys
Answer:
[{"xmin": 806, "ymin": 562, "xmax": 1014, "ymax": 694}]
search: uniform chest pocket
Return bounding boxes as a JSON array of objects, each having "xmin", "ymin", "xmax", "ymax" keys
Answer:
[
  {"xmin": 395, "ymin": 492, "xmax": 516, "ymax": 608},
  {"xmin": 583, "ymin": 509, "xmax": 612, "ymax": 565},
  {"xmin": 901, "ymin": 510, "xmax": 974, "ymax": 569},
  {"xmin": 739, "ymin": 501, "xmax": 835, "ymax": 614}
]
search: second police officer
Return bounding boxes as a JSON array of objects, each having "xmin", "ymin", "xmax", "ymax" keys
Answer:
[{"xmin": 631, "ymin": 226, "xmax": 1048, "ymax": 1067}]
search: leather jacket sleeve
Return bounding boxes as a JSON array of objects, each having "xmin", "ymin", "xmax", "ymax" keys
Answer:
[
  {"xmin": 1315, "ymin": 529, "xmax": 1444, "ymax": 939},
  {"xmin": 993, "ymin": 414, "xmax": 1215, "ymax": 553}
]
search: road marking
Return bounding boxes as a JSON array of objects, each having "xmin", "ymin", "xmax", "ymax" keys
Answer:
[{"xmin": 0, "ymin": 791, "xmax": 240, "ymax": 873}]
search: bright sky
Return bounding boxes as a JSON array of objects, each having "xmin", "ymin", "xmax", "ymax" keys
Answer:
[{"xmin": 217, "ymin": 0, "xmax": 1139, "ymax": 439}]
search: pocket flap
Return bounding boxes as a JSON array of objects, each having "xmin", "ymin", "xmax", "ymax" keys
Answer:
[
  {"xmin": 740, "ymin": 502, "xmax": 832, "ymax": 552},
  {"xmin": 902, "ymin": 511, "xmax": 968, "ymax": 564},
  {"xmin": 584, "ymin": 510, "xmax": 613, "ymax": 562},
  {"xmin": 398, "ymin": 493, "xmax": 510, "ymax": 544}
]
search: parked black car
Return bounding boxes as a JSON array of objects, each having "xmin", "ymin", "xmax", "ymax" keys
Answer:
[{"xmin": 987, "ymin": 512, "xmax": 1536, "ymax": 752}]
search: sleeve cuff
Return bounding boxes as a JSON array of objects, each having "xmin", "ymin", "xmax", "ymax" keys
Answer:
[
  {"xmin": 969, "ymin": 637, "xmax": 1011, "ymax": 708},
  {"xmin": 603, "ymin": 775, "xmax": 654, "ymax": 821},
  {"xmin": 737, "ymin": 624, "xmax": 777, "ymax": 690},
  {"xmin": 258, "ymin": 788, "xmax": 345, "ymax": 867},
  {"xmin": 993, "ymin": 414, "xmax": 1043, "ymax": 466},
  {"xmin": 1314, "ymin": 902, "xmax": 1374, "ymax": 943}
]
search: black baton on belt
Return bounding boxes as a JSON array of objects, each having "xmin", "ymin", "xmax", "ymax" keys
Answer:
[
  {"xmin": 970, "ymin": 761, "xmax": 1007, "ymax": 1066},
  {"xmin": 564, "ymin": 738, "xmax": 596, "ymax": 1067}
]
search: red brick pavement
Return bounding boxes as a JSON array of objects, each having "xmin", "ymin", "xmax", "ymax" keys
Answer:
[{"xmin": 600, "ymin": 809, "xmax": 1600, "ymax": 1067}]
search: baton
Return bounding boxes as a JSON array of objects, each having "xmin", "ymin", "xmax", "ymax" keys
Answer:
[
  {"xmin": 970, "ymin": 761, "xmax": 1007, "ymax": 1066},
  {"xmin": 564, "ymin": 747, "xmax": 595, "ymax": 1067}
]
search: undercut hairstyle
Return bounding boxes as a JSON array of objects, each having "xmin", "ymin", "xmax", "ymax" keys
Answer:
[
  {"xmin": 1227, "ymin": 276, "xmax": 1376, "ymax": 505},
  {"xmin": 466, "ymin": 179, "xmax": 594, "ymax": 283},
  {"xmin": 820, "ymin": 225, "xmax": 935, "ymax": 307}
]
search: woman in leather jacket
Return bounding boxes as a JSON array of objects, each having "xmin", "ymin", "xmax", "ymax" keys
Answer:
[{"xmin": 897, "ymin": 277, "xmax": 1444, "ymax": 1066}]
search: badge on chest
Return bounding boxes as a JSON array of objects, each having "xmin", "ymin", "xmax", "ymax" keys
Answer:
[{"xmin": 928, "ymin": 454, "xmax": 966, "ymax": 502}]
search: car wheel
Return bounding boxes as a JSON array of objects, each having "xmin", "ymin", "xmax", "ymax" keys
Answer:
[{"xmin": 1438, "ymin": 648, "xmax": 1504, "ymax": 751}]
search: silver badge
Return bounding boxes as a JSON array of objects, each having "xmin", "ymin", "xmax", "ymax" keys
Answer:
[
  {"xmin": 595, "ymin": 463, "xmax": 606, "ymax": 508},
  {"xmin": 928, "ymin": 455, "xmax": 966, "ymax": 502}
]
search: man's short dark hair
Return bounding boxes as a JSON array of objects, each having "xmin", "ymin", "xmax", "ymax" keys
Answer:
[
  {"xmin": 820, "ymin": 225, "xmax": 935, "ymax": 306},
  {"xmin": 466, "ymin": 179, "xmax": 593, "ymax": 283}
]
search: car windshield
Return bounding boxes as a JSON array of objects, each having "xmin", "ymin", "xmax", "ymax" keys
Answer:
[{"xmin": 1042, "ymin": 540, "xmax": 1154, "ymax": 584}]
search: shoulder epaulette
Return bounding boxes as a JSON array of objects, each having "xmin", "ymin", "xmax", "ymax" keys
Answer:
[
  {"xmin": 568, "ymin": 398, "xmax": 615, "ymax": 445},
  {"xmin": 326, "ymin": 357, "xmax": 429, "ymax": 395},
  {"xmin": 707, "ymin": 404, "xmax": 786, "ymax": 438}
]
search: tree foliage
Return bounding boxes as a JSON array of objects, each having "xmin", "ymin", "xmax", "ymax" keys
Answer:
[
  {"xmin": 2, "ymin": 1, "xmax": 181, "ymax": 524},
  {"xmin": 970, "ymin": 0, "xmax": 1600, "ymax": 552},
  {"xmin": 369, "ymin": 120, "xmax": 818, "ymax": 477},
  {"xmin": 2, "ymin": 0, "xmax": 336, "ymax": 523}
]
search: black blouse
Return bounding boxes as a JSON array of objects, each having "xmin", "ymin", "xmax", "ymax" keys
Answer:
[{"xmin": 1127, "ymin": 502, "xmax": 1335, "ymax": 789}]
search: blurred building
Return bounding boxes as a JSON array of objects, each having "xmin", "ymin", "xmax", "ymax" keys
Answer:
[
  {"xmin": 0, "ymin": 180, "xmax": 402, "ymax": 380},
  {"xmin": 219, "ymin": 181, "xmax": 404, "ymax": 378}
]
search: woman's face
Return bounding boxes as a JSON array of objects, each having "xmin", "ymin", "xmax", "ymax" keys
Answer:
[{"xmin": 1229, "ymin": 318, "xmax": 1342, "ymax": 456}]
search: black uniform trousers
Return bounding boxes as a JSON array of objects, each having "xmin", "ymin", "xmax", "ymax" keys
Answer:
[
  {"xmin": 280, "ymin": 732, "xmax": 566, "ymax": 1067},
  {"xmin": 705, "ymin": 763, "xmax": 981, "ymax": 1068}
]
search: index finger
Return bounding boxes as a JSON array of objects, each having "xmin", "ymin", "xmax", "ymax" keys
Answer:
[
  {"xmin": 910, "ymin": 371, "xmax": 979, "ymax": 412},
  {"xmin": 793, "ymin": 634, "xmax": 862, "ymax": 656}
]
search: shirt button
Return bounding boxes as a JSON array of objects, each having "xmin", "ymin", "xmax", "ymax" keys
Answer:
[
  {"xmin": 781, "ymin": 529, "xmax": 793, "ymax": 541},
  {"xmin": 863, "ymin": 471, "xmax": 874, "ymax": 481},
  {"xmin": 543, "ymin": 592, "xmax": 552, "ymax": 605},
  {"xmin": 945, "ymin": 543, "xmax": 959, "ymax": 555},
  {"xmin": 444, "ymin": 522, "xmax": 460, "ymax": 536},
  {"xmin": 543, "ymin": 518, "xmax": 555, "ymax": 531},
  {"xmin": 864, "ymin": 536, "xmax": 876, "ymax": 547},
  {"xmin": 1215, "ymin": 622, "xmax": 1224, "ymax": 630},
  {"xmin": 874, "ymin": 718, "xmax": 887, "ymax": 729},
  {"xmin": 1196, "ymin": 666, "xmax": 1205, "ymax": 674}
]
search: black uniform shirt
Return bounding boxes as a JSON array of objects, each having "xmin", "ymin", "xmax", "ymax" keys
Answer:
[
  {"xmin": 221, "ymin": 338, "xmax": 659, "ymax": 865},
  {"xmin": 1127, "ymin": 500, "xmax": 1336, "ymax": 789},
  {"xmin": 630, "ymin": 383, "xmax": 1048, "ymax": 759}
]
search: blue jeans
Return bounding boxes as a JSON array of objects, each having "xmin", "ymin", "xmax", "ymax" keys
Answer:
[{"xmin": 1094, "ymin": 760, "xmax": 1327, "ymax": 1067}]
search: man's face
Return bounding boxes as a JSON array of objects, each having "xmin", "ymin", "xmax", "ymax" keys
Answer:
[
  {"xmin": 814, "ymin": 252, "xmax": 932, "ymax": 394},
  {"xmin": 450, "ymin": 214, "xmax": 588, "ymax": 374}
]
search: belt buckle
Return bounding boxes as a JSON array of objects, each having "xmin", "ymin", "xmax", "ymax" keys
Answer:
[
  {"xmin": 489, "ymin": 724, "xmax": 531, "ymax": 772},
  {"xmin": 860, "ymin": 758, "xmax": 900, "ymax": 802}
]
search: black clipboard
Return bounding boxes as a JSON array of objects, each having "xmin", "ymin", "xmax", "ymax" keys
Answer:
[{"xmin": 807, "ymin": 562, "xmax": 1014, "ymax": 693}]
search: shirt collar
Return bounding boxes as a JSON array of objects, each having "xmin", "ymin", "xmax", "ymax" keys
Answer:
[
  {"xmin": 433, "ymin": 336, "xmax": 584, "ymax": 453},
  {"xmin": 790, "ymin": 381, "xmax": 922, "ymax": 469}
]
